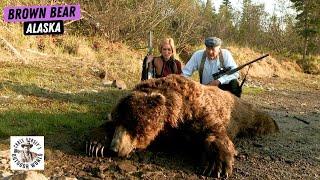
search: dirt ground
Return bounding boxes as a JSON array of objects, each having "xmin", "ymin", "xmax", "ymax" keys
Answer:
[{"xmin": 2, "ymin": 74, "xmax": 320, "ymax": 179}]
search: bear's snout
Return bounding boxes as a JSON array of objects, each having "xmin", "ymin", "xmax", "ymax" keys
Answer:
[{"xmin": 110, "ymin": 125, "xmax": 135, "ymax": 157}]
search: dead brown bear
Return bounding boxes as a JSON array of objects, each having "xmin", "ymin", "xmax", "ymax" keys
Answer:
[{"xmin": 87, "ymin": 74, "xmax": 278, "ymax": 178}]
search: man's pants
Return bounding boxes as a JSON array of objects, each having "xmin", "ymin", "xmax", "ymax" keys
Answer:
[{"xmin": 218, "ymin": 79, "xmax": 242, "ymax": 97}]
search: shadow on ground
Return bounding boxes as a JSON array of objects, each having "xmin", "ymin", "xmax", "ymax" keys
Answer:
[{"xmin": 0, "ymin": 80, "xmax": 128, "ymax": 154}]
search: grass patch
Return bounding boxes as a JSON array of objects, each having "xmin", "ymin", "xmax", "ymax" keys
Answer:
[
  {"xmin": 0, "ymin": 59, "xmax": 129, "ymax": 151},
  {"xmin": 0, "ymin": 111, "xmax": 99, "ymax": 136},
  {"xmin": 0, "ymin": 87, "xmax": 128, "ymax": 150},
  {"xmin": 242, "ymin": 86, "xmax": 265, "ymax": 96},
  {"xmin": 0, "ymin": 26, "xmax": 139, "ymax": 151}
]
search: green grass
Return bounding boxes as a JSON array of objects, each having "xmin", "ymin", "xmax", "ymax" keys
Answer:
[
  {"xmin": 0, "ymin": 86, "xmax": 128, "ymax": 151},
  {"xmin": 242, "ymin": 86, "xmax": 265, "ymax": 96},
  {"xmin": 0, "ymin": 23, "xmax": 144, "ymax": 151},
  {"xmin": 0, "ymin": 60, "xmax": 129, "ymax": 151}
]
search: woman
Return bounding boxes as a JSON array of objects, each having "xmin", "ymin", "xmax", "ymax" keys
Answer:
[{"xmin": 146, "ymin": 38, "xmax": 182, "ymax": 78}]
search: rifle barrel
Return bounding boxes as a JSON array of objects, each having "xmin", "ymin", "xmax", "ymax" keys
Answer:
[
  {"xmin": 147, "ymin": 31, "xmax": 153, "ymax": 55},
  {"xmin": 226, "ymin": 54, "xmax": 269, "ymax": 75},
  {"xmin": 141, "ymin": 31, "xmax": 153, "ymax": 81}
]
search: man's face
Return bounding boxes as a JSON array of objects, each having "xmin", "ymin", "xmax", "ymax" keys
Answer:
[
  {"xmin": 23, "ymin": 146, "xmax": 30, "ymax": 152},
  {"xmin": 206, "ymin": 46, "xmax": 220, "ymax": 59}
]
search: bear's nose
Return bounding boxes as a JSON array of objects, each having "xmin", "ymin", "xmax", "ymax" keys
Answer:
[
  {"xmin": 108, "ymin": 147, "xmax": 118, "ymax": 157},
  {"xmin": 109, "ymin": 141, "xmax": 118, "ymax": 153}
]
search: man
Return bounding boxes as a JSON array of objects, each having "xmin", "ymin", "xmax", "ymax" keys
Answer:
[
  {"xmin": 19, "ymin": 142, "xmax": 38, "ymax": 163},
  {"xmin": 182, "ymin": 37, "xmax": 242, "ymax": 97}
]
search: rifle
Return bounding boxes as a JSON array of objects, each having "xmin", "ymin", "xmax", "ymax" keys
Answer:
[
  {"xmin": 212, "ymin": 54, "xmax": 269, "ymax": 80},
  {"xmin": 141, "ymin": 31, "xmax": 153, "ymax": 81}
]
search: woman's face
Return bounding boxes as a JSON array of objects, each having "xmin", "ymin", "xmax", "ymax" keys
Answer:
[{"xmin": 161, "ymin": 43, "xmax": 173, "ymax": 60}]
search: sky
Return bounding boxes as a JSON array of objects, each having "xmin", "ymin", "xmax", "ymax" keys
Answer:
[{"xmin": 212, "ymin": 0, "xmax": 295, "ymax": 16}]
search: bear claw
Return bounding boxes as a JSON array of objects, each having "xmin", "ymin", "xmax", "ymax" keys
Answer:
[
  {"xmin": 86, "ymin": 140, "xmax": 105, "ymax": 158},
  {"xmin": 203, "ymin": 160, "xmax": 231, "ymax": 178}
]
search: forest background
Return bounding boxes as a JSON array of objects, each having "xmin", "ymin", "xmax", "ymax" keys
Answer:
[
  {"xmin": 1, "ymin": 0, "xmax": 319, "ymax": 74},
  {"xmin": 69, "ymin": 0, "xmax": 320, "ymax": 74}
]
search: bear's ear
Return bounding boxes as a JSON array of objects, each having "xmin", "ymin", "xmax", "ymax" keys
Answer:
[{"xmin": 146, "ymin": 92, "xmax": 166, "ymax": 107}]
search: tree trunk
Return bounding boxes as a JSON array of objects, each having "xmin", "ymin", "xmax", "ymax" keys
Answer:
[{"xmin": 303, "ymin": 36, "xmax": 308, "ymax": 62}]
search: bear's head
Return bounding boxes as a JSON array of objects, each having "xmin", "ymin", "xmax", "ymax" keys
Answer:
[{"xmin": 110, "ymin": 91, "xmax": 167, "ymax": 157}]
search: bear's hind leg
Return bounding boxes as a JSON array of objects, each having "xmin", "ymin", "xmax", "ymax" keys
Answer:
[{"xmin": 202, "ymin": 132, "xmax": 236, "ymax": 178}]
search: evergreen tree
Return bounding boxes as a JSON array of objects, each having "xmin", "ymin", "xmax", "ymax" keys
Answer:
[
  {"xmin": 202, "ymin": 0, "xmax": 216, "ymax": 37},
  {"xmin": 214, "ymin": 0, "xmax": 235, "ymax": 42},
  {"xmin": 238, "ymin": 0, "xmax": 265, "ymax": 46},
  {"xmin": 290, "ymin": 0, "xmax": 320, "ymax": 59},
  {"xmin": 222, "ymin": 0, "xmax": 232, "ymax": 9},
  {"xmin": 204, "ymin": 0, "xmax": 215, "ymax": 16}
]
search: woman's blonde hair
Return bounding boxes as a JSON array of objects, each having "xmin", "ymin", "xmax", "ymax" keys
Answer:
[{"xmin": 158, "ymin": 37, "xmax": 176, "ymax": 58}]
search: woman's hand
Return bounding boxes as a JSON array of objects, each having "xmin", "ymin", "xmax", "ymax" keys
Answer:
[{"xmin": 146, "ymin": 55, "xmax": 154, "ymax": 64}]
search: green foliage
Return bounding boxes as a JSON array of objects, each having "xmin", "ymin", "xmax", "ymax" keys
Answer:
[
  {"xmin": 203, "ymin": 0, "xmax": 215, "ymax": 19},
  {"xmin": 222, "ymin": 0, "xmax": 232, "ymax": 7},
  {"xmin": 290, "ymin": 0, "xmax": 320, "ymax": 57},
  {"xmin": 297, "ymin": 56, "xmax": 320, "ymax": 74},
  {"xmin": 213, "ymin": 0, "xmax": 235, "ymax": 43},
  {"xmin": 238, "ymin": 0, "xmax": 266, "ymax": 46}
]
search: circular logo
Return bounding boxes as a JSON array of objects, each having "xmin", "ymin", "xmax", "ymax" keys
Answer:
[{"xmin": 10, "ymin": 136, "xmax": 44, "ymax": 170}]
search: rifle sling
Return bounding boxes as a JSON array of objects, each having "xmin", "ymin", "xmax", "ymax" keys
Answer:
[
  {"xmin": 152, "ymin": 58, "xmax": 156, "ymax": 78},
  {"xmin": 240, "ymin": 65, "xmax": 251, "ymax": 88},
  {"xmin": 219, "ymin": 49, "xmax": 225, "ymax": 69},
  {"xmin": 199, "ymin": 52, "xmax": 206, "ymax": 84}
]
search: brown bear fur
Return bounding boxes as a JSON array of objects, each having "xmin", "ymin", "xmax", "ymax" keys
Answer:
[{"xmin": 92, "ymin": 74, "xmax": 278, "ymax": 178}]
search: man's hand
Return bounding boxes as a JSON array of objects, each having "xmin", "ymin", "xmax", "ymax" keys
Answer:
[{"xmin": 208, "ymin": 80, "xmax": 221, "ymax": 86}]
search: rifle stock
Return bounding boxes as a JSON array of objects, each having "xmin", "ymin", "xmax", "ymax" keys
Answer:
[
  {"xmin": 213, "ymin": 54, "xmax": 269, "ymax": 80},
  {"xmin": 141, "ymin": 31, "xmax": 153, "ymax": 81}
]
